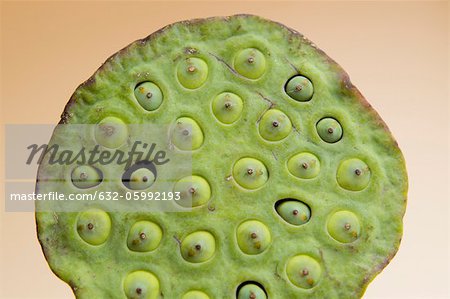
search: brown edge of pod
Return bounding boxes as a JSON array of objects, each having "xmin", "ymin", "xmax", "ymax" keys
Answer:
[{"xmin": 35, "ymin": 14, "xmax": 408, "ymax": 298}]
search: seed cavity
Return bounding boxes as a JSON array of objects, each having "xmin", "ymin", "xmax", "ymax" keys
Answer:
[
  {"xmin": 234, "ymin": 48, "xmax": 266, "ymax": 79},
  {"xmin": 77, "ymin": 209, "xmax": 111, "ymax": 245},
  {"xmin": 94, "ymin": 116, "xmax": 128, "ymax": 149},
  {"xmin": 327, "ymin": 210, "xmax": 361, "ymax": 243},
  {"xmin": 275, "ymin": 199, "xmax": 311, "ymax": 226},
  {"xmin": 181, "ymin": 231, "xmax": 216, "ymax": 263},
  {"xmin": 127, "ymin": 220, "xmax": 162, "ymax": 252},
  {"xmin": 285, "ymin": 75, "xmax": 314, "ymax": 102},
  {"xmin": 258, "ymin": 109, "xmax": 292, "ymax": 141},
  {"xmin": 71, "ymin": 165, "xmax": 103, "ymax": 189},
  {"xmin": 173, "ymin": 175, "xmax": 211, "ymax": 208},
  {"xmin": 233, "ymin": 158, "xmax": 269, "ymax": 190},
  {"xmin": 171, "ymin": 117, "xmax": 204, "ymax": 151},
  {"xmin": 123, "ymin": 270, "xmax": 159, "ymax": 299},
  {"xmin": 336, "ymin": 158, "xmax": 371, "ymax": 191},
  {"xmin": 134, "ymin": 81, "xmax": 163, "ymax": 111},
  {"xmin": 286, "ymin": 255, "xmax": 322, "ymax": 289},
  {"xmin": 177, "ymin": 57, "xmax": 208, "ymax": 89},
  {"xmin": 316, "ymin": 117, "xmax": 343, "ymax": 143},
  {"xmin": 287, "ymin": 152, "xmax": 320, "ymax": 179},
  {"xmin": 237, "ymin": 282, "xmax": 267, "ymax": 299},
  {"xmin": 122, "ymin": 161, "xmax": 157, "ymax": 190},
  {"xmin": 212, "ymin": 92, "xmax": 244, "ymax": 124},
  {"xmin": 236, "ymin": 220, "xmax": 271, "ymax": 255}
]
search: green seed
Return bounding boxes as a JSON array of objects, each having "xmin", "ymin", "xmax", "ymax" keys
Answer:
[
  {"xmin": 316, "ymin": 118, "xmax": 343, "ymax": 143},
  {"xmin": 286, "ymin": 255, "xmax": 322, "ymax": 289},
  {"xmin": 94, "ymin": 116, "xmax": 128, "ymax": 149},
  {"xmin": 237, "ymin": 283, "xmax": 267, "ymax": 299},
  {"xmin": 173, "ymin": 175, "xmax": 211, "ymax": 208},
  {"xmin": 336, "ymin": 158, "xmax": 371, "ymax": 191},
  {"xmin": 71, "ymin": 165, "xmax": 102, "ymax": 189},
  {"xmin": 234, "ymin": 48, "xmax": 266, "ymax": 79},
  {"xmin": 233, "ymin": 158, "xmax": 269, "ymax": 190},
  {"xmin": 181, "ymin": 231, "xmax": 216, "ymax": 263},
  {"xmin": 285, "ymin": 75, "xmax": 314, "ymax": 102},
  {"xmin": 76, "ymin": 209, "xmax": 111, "ymax": 245},
  {"xmin": 171, "ymin": 117, "xmax": 204, "ymax": 150},
  {"xmin": 177, "ymin": 57, "xmax": 208, "ymax": 89},
  {"xmin": 287, "ymin": 152, "xmax": 320, "ymax": 179},
  {"xmin": 182, "ymin": 290, "xmax": 210, "ymax": 299},
  {"xmin": 128, "ymin": 168, "xmax": 156, "ymax": 190},
  {"xmin": 134, "ymin": 82, "xmax": 163, "ymax": 111},
  {"xmin": 327, "ymin": 210, "xmax": 361, "ymax": 243},
  {"xmin": 258, "ymin": 109, "xmax": 292, "ymax": 141},
  {"xmin": 123, "ymin": 270, "xmax": 159, "ymax": 299},
  {"xmin": 127, "ymin": 221, "xmax": 162, "ymax": 252},
  {"xmin": 212, "ymin": 92, "xmax": 243, "ymax": 124},
  {"xmin": 276, "ymin": 200, "xmax": 311, "ymax": 225},
  {"xmin": 236, "ymin": 220, "xmax": 271, "ymax": 255}
]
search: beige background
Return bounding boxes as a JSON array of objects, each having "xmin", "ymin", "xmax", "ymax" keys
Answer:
[{"xmin": 1, "ymin": 1, "xmax": 449, "ymax": 298}]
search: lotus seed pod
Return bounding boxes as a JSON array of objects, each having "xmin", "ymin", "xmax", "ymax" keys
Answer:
[
  {"xmin": 337, "ymin": 158, "xmax": 371, "ymax": 191},
  {"xmin": 236, "ymin": 220, "xmax": 271, "ymax": 255},
  {"xmin": 316, "ymin": 117, "xmax": 343, "ymax": 143},
  {"xmin": 182, "ymin": 290, "xmax": 210, "ymax": 299},
  {"xmin": 94, "ymin": 116, "xmax": 128, "ymax": 148},
  {"xmin": 36, "ymin": 15, "xmax": 407, "ymax": 298},
  {"xmin": 233, "ymin": 158, "xmax": 268, "ymax": 190},
  {"xmin": 123, "ymin": 270, "xmax": 159, "ymax": 299},
  {"xmin": 127, "ymin": 221, "xmax": 163, "ymax": 252},
  {"xmin": 234, "ymin": 48, "xmax": 266, "ymax": 79},
  {"xmin": 285, "ymin": 75, "xmax": 314, "ymax": 102},
  {"xmin": 212, "ymin": 92, "xmax": 244, "ymax": 124},
  {"xmin": 177, "ymin": 57, "xmax": 208, "ymax": 89},
  {"xmin": 327, "ymin": 210, "xmax": 361, "ymax": 243},
  {"xmin": 258, "ymin": 109, "xmax": 292, "ymax": 141},
  {"xmin": 180, "ymin": 231, "xmax": 216, "ymax": 263},
  {"xmin": 76, "ymin": 209, "xmax": 111, "ymax": 245},
  {"xmin": 173, "ymin": 175, "xmax": 211, "ymax": 207},
  {"xmin": 276, "ymin": 200, "xmax": 311, "ymax": 226},
  {"xmin": 134, "ymin": 81, "xmax": 163, "ymax": 111},
  {"xmin": 287, "ymin": 152, "xmax": 320, "ymax": 179},
  {"xmin": 71, "ymin": 165, "xmax": 102, "ymax": 189},
  {"xmin": 171, "ymin": 117, "xmax": 204, "ymax": 150},
  {"xmin": 237, "ymin": 283, "xmax": 267, "ymax": 299},
  {"xmin": 286, "ymin": 255, "xmax": 322, "ymax": 289}
]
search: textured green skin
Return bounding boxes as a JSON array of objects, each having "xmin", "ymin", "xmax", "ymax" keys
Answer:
[{"xmin": 36, "ymin": 15, "xmax": 408, "ymax": 298}]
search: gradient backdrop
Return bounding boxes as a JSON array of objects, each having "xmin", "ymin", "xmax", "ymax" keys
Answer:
[{"xmin": 1, "ymin": 1, "xmax": 449, "ymax": 298}]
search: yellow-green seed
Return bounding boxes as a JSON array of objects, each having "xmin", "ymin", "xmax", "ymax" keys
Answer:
[
  {"xmin": 77, "ymin": 209, "xmax": 111, "ymax": 246},
  {"xmin": 173, "ymin": 175, "xmax": 211, "ymax": 208},
  {"xmin": 212, "ymin": 92, "xmax": 243, "ymax": 124},
  {"xmin": 258, "ymin": 109, "xmax": 292, "ymax": 141},
  {"xmin": 286, "ymin": 255, "xmax": 322, "ymax": 289},
  {"xmin": 71, "ymin": 165, "xmax": 102, "ymax": 189},
  {"xmin": 123, "ymin": 270, "xmax": 159, "ymax": 299},
  {"xmin": 127, "ymin": 221, "xmax": 162, "ymax": 252},
  {"xmin": 171, "ymin": 117, "xmax": 204, "ymax": 150},
  {"xmin": 233, "ymin": 158, "xmax": 269, "ymax": 190},
  {"xmin": 287, "ymin": 152, "xmax": 320, "ymax": 179},
  {"xmin": 336, "ymin": 158, "xmax": 371, "ymax": 191},
  {"xmin": 181, "ymin": 231, "xmax": 216, "ymax": 263},
  {"xmin": 234, "ymin": 48, "xmax": 266, "ymax": 79},
  {"xmin": 327, "ymin": 210, "xmax": 361, "ymax": 243},
  {"xmin": 236, "ymin": 220, "xmax": 271, "ymax": 255},
  {"xmin": 177, "ymin": 57, "xmax": 208, "ymax": 89},
  {"xmin": 94, "ymin": 116, "xmax": 128, "ymax": 149}
]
